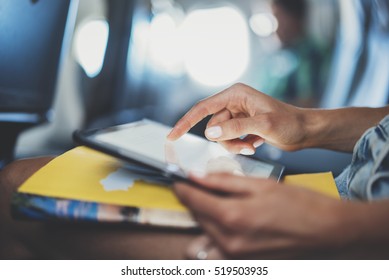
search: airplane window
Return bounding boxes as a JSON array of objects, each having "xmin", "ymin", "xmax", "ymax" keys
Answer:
[{"xmin": 74, "ymin": 19, "xmax": 109, "ymax": 78}]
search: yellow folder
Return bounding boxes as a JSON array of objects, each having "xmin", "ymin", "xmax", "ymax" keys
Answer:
[
  {"xmin": 18, "ymin": 146, "xmax": 187, "ymax": 211},
  {"xmin": 18, "ymin": 147, "xmax": 340, "ymax": 213},
  {"xmin": 284, "ymin": 172, "xmax": 340, "ymax": 199}
]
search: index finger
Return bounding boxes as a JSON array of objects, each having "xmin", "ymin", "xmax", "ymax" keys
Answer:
[{"xmin": 167, "ymin": 89, "xmax": 233, "ymax": 140}]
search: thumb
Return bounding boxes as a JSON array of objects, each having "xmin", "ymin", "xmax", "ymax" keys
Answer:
[{"xmin": 205, "ymin": 116, "xmax": 269, "ymax": 141}]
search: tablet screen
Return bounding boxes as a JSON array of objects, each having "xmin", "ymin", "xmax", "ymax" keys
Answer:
[{"xmin": 82, "ymin": 119, "xmax": 283, "ymax": 180}]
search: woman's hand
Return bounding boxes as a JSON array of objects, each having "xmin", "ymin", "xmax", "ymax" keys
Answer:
[
  {"xmin": 168, "ymin": 83, "xmax": 309, "ymax": 154},
  {"xmin": 174, "ymin": 173, "xmax": 348, "ymax": 259},
  {"xmin": 168, "ymin": 83, "xmax": 389, "ymax": 153}
]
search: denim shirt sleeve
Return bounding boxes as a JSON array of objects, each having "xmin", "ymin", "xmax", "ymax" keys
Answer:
[{"xmin": 342, "ymin": 114, "xmax": 389, "ymax": 200}]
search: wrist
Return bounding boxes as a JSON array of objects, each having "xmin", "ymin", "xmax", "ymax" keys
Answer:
[
  {"xmin": 296, "ymin": 108, "xmax": 324, "ymax": 149},
  {"xmin": 298, "ymin": 108, "xmax": 353, "ymax": 151}
]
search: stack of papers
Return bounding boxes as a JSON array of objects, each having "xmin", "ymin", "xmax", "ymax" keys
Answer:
[{"xmin": 12, "ymin": 147, "xmax": 339, "ymax": 228}]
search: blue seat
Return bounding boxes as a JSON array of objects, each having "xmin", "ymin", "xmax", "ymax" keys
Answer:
[
  {"xmin": 0, "ymin": 0, "xmax": 77, "ymax": 167},
  {"xmin": 321, "ymin": 0, "xmax": 369, "ymax": 108}
]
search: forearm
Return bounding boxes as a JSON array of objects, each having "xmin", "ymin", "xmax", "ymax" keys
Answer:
[
  {"xmin": 333, "ymin": 200, "xmax": 389, "ymax": 259},
  {"xmin": 301, "ymin": 106, "xmax": 389, "ymax": 152}
]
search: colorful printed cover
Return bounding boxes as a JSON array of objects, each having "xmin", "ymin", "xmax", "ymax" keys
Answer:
[{"xmin": 11, "ymin": 193, "xmax": 197, "ymax": 228}]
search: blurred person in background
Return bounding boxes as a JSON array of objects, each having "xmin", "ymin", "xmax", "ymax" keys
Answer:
[{"xmin": 256, "ymin": 0, "xmax": 330, "ymax": 107}]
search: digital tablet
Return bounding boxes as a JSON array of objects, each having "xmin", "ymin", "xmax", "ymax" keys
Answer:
[{"xmin": 74, "ymin": 119, "xmax": 284, "ymax": 182}]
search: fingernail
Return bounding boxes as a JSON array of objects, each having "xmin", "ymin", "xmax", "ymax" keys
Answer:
[
  {"xmin": 205, "ymin": 126, "xmax": 222, "ymax": 139},
  {"xmin": 166, "ymin": 130, "xmax": 175, "ymax": 140},
  {"xmin": 240, "ymin": 148, "xmax": 255, "ymax": 155},
  {"xmin": 253, "ymin": 139, "xmax": 264, "ymax": 148}
]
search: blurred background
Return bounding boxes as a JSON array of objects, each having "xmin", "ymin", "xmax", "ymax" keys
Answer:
[{"xmin": 1, "ymin": 0, "xmax": 389, "ymax": 175}]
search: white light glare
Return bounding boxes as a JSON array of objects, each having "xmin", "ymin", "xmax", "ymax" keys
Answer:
[
  {"xmin": 249, "ymin": 13, "xmax": 278, "ymax": 37},
  {"xmin": 181, "ymin": 7, "xmax": 250, "ymax": 87},
  {"xmin": 74, "ymin": 19, "xmax": 109, "ymax": 78},
  {"xmin": 148, "ymin": 13, "xmax": 184, "ymax": 76}
]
